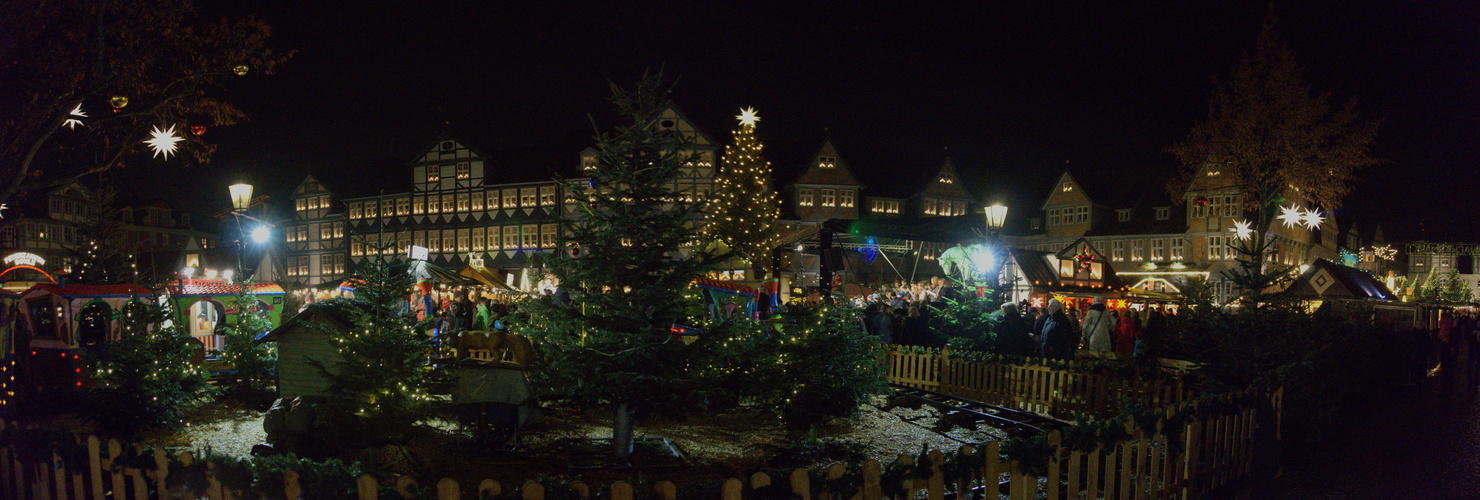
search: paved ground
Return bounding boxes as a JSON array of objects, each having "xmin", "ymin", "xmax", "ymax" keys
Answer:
[{"xmin": 1276, "ymin": 346, "xmax": 1480, "ymax": 499}]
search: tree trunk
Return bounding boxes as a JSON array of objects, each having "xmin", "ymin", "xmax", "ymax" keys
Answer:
[{"xmin": 612, "ymin": 401, "xmax": 634, "ymax": 458}]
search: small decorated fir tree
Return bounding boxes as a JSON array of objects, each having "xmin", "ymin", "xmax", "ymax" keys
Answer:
[
  {"xmin": 85, "ymin": 295, "xmax": 214, "ymax": 437},
  {"xmin": 709, "ymin": 107, "xmax": 780, "ymax": 271},
  {"xmin": 215, "ymin": 280, "xmax": 277, "ymax": 406}
]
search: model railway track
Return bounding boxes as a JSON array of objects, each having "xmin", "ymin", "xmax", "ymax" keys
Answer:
[{"xmin": 883, "ymin": 384, "xmax": 1069, "ymax": 439}]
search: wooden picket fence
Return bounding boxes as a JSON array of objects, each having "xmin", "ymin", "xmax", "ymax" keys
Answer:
[
  {"xmin": 885, "ymin": 345, "xmax": 1193, "ymax": 418},
  {"xmin": 1, "ymin": 391, "xmax": 1262, "ymax": 500}
]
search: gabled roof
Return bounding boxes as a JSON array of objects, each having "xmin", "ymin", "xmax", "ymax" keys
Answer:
[
  {"xmin": 1083, "ymin": 203, "xmax": 1188, "ymax": 237},
  {"xmin": 914, "ymin": 157, "xmax": 973, "ymax": 200},
  {"xmin": 651, "ymin": 103, "xmax": 721, "ymax": 150},
  {"xmin": 258, "ymin": 298, "xmax": 369, "ymax": 342},
  {"xmin": 1286, "ymin": 258, "xmax": 1396, "ymax": 300},
  {"xmin": 792, "ymin": 139, "xmax": 864, "ymax": 187}
]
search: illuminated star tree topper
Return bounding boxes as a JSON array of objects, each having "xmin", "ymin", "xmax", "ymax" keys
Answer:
[
  {"xmin": 736, "ymin": 107, "xmax": 760, "ymax": 127},
  {"xmin": 143, "ymin": 124, "xmax": 185, "ymax": 159}
]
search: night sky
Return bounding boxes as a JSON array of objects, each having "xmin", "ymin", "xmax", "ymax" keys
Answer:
[{"xmin": 147, "ymin": 1, "xmax": 1480, "ymax": 242}]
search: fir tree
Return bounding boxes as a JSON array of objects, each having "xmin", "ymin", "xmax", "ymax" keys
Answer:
[
  {"xmin": 1442, "ymin": 269, "xmax": 1473, "ymax": 304},
  {"xmin": 215, "ymin": 279, "xmax": 277, "ymax": 406},
  {"xmin": 85, "ymin": 294, "xmax": 214, "ymax": 437},
  {"xmin": 1419, "ymin": 270, "xmax": 1444, "ymax": 303},
  {"xmin": 709, "ymin": 108, "xmax": 779, "ymax": 272},
  {"xmin": 313, "ymin": 234, "xmax": 435, "ymax": 445},
  {"xmin": 522, "ymin": 72, "xmax": 726, "ymax": 457},
  {"xmin": 68, "ymin": 190, "xmax": 136, "ymax": 285}
]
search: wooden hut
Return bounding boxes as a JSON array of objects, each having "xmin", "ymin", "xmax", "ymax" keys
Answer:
[{"xmin": 256, "ymin": 299, "xmax": 365, "ymax": 398}]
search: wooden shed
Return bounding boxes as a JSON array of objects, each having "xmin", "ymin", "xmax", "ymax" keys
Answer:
[{"xmin": 256, "ymin": 299, "xmax": 365, "ymax": 398}]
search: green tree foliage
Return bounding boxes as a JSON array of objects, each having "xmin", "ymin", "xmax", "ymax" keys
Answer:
[
  {"xmin": 85, "ymin": 295, "xmax": 213, "ymax": 437},
  {"xmin": 709, "ymin": 112, "xmax": 779, "ymax": 270},
  {"xmin": 0, "ymin": 0, "xmax": 292, "ymax": 205},
  {"xmin": 215, "ymin": 280, "xmax": 277, "ymax": 407},
  {"xmin": 762, "ymin": 300, "xmax": 889, "ymax": 429},
  {"xmin": 939, "ymin": 294, "xmax": 1007, "ymax": 353},
  {"xmin": 521, "ymin": 73, "xmax": 728, "ymax": 455},
  {"xmin": 313, "ymin": 237, "xmax": 434, "ymax": 445},
  {"xmin": 66, "ymin": 188, "xmax": 137, "ymax": 285},
  {"xmin": 1441, "ymin": 269, "xmax": 1474, "ymax": 304},
  {"xmin": 1418, "ymin": 270, "xmax": 1443, "ymax": 303}
]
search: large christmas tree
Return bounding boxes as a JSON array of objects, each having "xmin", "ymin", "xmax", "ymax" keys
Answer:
[
  {"xmin": 709, "ymin": 107, "xmax": 780, "ymax": 271},
  {"xmin": 522, "ymin": 72, "xmax": 726, "ymax": 458}
]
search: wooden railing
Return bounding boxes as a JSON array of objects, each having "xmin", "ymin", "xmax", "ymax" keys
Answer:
[
  {"xmin": 1, "ymin": 394, "xmax": 1263, "ymax": 500},
  {"xmin": 885, "ymin": 345, "xmax": 1194, "ymax": 418}
]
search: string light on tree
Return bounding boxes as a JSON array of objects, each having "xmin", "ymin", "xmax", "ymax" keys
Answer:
[
  {"xmin": 143, "ymin": 124, "xmax": 184, "ymax": 159},
  {"xmin": 710, "ymin": 106, "xmax": 780, "ymax": 268}
]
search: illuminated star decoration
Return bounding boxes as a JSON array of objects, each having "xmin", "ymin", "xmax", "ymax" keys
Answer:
[
  {"xmin": 143, "ymin": 124, "xmax": 184, "ymax": 159},
  {"xmin": 736, "ymin": 107, "xmax": 760, "ymax": 127},
  {"xmin": 1277, "ymin": 204, "xmax": 1304, "ymax": 229},
  {"xmin": 1232, "ymin": 219, "xmax": 1253, "ymax": 240},
  {"xmin": 64, "ymin": 104, "xmax": 87, "ymax": 129},
  {"xmin": 1300, "ymin": 208, "xmax": 1324, "ymax": 230}
]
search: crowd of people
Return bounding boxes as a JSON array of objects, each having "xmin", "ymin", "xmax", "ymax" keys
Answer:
[
  {"xmin": 854, "ymin": 277, "xmax": 1175, "ymax": 361},
  {"xmin": 1434, "ymin": 308, "xmax": 1480, "ymax": 399}
]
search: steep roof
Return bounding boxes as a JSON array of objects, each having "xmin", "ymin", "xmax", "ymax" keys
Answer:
[
  {"xmin": 1286, "ymin": 258, "xmax": 1396, "ymax": 300},
  {"xmin": 792, "ymin": 139, "xmax": 864, "ymax": 187},
  {"xmin": 257, "ymin": 298, "xmax": 369, "ymax": 342}
]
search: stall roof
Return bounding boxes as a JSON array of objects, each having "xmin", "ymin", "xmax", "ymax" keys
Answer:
[
  {"xmin": 258, "ymin": 298, "xmax": 368, "ymax": 342},
  {"xmin": 24, "ymin": 284, "xmax": 158, "ymax": 297},
  {"xmin": 1287, "ymin": 258, "xmax": 1396, "ymax": 300},
  {"xmin": 169, "ymin": 283, "xmax": 285, "ymax": 296}
]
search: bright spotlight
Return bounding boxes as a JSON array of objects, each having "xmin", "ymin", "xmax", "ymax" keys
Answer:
[{"xmin": 251, "ymin": 226, "xmax": 270, "ymax": 243}]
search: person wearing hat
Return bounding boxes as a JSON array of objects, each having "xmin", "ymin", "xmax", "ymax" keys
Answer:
[
  {"xmin": 1038, "ymin": 299, "xmax": 1078, "ymax": 360},
  {"xmin": 1082, "ymin": 296, "xmax": 1115, "ymax": 352}
]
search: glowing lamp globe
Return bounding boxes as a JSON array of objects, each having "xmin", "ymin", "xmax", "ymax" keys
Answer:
[
  {"xmin": 229, "ymin": 183, "xmax": 253, "ymax": 213},
  {"xmin": 984, "ymin": 204, "xmax": 1009, "ymax": 231},
  {"xmin": 250, "ymin": 226, "xmax": 270, "ymax": 243},
  {"xmin": 110, "ymin": 96, "xmax": 129, "ymax": 109},
  {"xmin": 233, "ymin": 65, "xmax": 249, "ymax": 76}
]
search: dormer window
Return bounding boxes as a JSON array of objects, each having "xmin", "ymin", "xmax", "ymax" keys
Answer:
[
  {"xmin": 1156, "ymin": 207, "xmax": 1170, "ymax": 220},
  {"xmin": 582, "ymin": 156, "xmax": 598, "ymax": 171},
  {"xmin": 1206, "ymin": 169, "xmax": 1221, "ymax": 177},
  {"xmin": 798, "ymin": 188, "xmax": 814, "ymax": 207},
  {"xmin": 818, "ymin": 156, "xmax": 836, "ymax": 168},
  {"xmin": 1117, "ymin": 209, "xmax": 1132, "ymax": 222},
  {"xmin": 939, "ymin": 172, "xmax": 954, "ymax": 184},
  {"xmin": 1062, "ymin": 182, "xmax": 1073, "ymax": 192},
  {"xmin": 1030, "ymin": 218, "xmax": 1041, "ymax": 230}
]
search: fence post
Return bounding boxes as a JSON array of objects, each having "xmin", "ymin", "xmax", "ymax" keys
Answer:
[
  {"xmin": 86, "ymin": 435, "xmax": 103, "ymax": 500},
  {"xmin": 721, "ymin": 478, "xmax": 743, "ymax": 500},
  {"xmin": 862, "ymin": 459, "xmax": 882, "ymax": 500},
  {"xmin": 570, "ymin": 481, "xmax": 590, "ymax": 499},
  {"xmin": 610, "ymin": 480, "xmax": 633, "ymax": 500},
  {"xmin": 750, "ymin": 472, "xmax": 770, "ymax": 490},
  {"xmin": 940, "ymin": 345, "xmax": 953, "ymax": 393},
  {"xmin": 1045, "ymin": 431, "xmax": 1061, "ymax": 500},
  {"xmin": 789, "ymin": 468, "xmax": 810, "ymax": 500},
  {"xmin": 436, "ymin": 478, "xmax": 460, "ymax": 499},
  {"xmin": 927, "ymin": 450, "xmax": 945, "ymax": 500},
  {"xmin": 520, "ymin": 480, "xmax": 544, "ymax": 500},
  {"xmin": 284, "ymin": 469, "xmax": 302, "ymax": 500},
  {"xmin": 477, "ymin": 479, "xmax": 500, "ymax": 498},
  {"xmin": 653, "ymin": 480, "xmax": 676, "ymax": 500},
  {"xmin": 357, "ymin": 474, "xmax": 380, "ymax": 499}
]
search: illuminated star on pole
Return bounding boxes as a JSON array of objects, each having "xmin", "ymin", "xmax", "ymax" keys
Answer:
[
  {"xmin": 1300, "ymin": 208, "xmax": 1324, "ymax": 230},
  {"xmin": 143, "ymin": 124, "xmax": 184, "ymax": 159},
  {"xmin": 1232, "ymin": 219, "xmax": 1253, "ymax": 240},
  {"xmin": 1277, "ymin": 204, "xmax": 1303, "ymax": 229},
  {"xmin": 64, "ymin": 104, "xmax": 87, "ymax": 130},
  {"xmin": 736, "ymin": 107, "xmax": 760, "ymax": 127}
]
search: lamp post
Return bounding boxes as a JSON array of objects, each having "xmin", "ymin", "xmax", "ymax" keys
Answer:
[{"xmin": 984, "ymin": 204, "xmax": 1008, "ymax": 238}]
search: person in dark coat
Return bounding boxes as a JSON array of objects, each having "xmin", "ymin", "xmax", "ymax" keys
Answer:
[
  {"xmin": 868, "ymin": 305, "xmax": 895, "ymax": 345},
  {"xmin": 1030, "ymin": 306, "xmax": 1047, "ymax": 344},
  {"xmin": 992, "ymin": 302, "xmax": 1033, "ymax": 356},
  {"xmin": 1135, "ymin": 303, "xmax": 1167, "ymax": 359},
  {"xmin": 1039, "ymin": 300, "xmax": 1077, "ymax": 360}
]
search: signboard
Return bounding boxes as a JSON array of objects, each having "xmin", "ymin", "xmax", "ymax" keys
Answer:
[
  {"xmin": 407, "ymin": 245, "xmax": 429, "ymax": 261},
  {"xmin": 3, "ymin": 252, "xmax": 44, "ymax": 267}
]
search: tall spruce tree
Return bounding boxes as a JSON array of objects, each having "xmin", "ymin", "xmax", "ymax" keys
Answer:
[
  {"xmin": 86, "ymin": 295, "xmax": 213, "ymax": 437},
  {"xmin": 709, "ymin": 108, "xmax": 779, "ymax": 272},
  {"xmin": 214, "ymin": 280, "xmax": 277, "ymax": 406},
  {"xmin": 523, "ymin": 72, "xmax": 725, "ymax": 457},
  {"xmin": 68, "ymin": 189, "xmax": 136, "ymax": 285}
]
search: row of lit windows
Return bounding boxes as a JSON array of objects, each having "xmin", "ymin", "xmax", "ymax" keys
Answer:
[
  {"xmin": 922, "ymin": 197, "xmax": 967, "ymax": 216},
  {"xmin": 797, "ymin": 188, "xmax": 855, "ymax": 208},
  {"xmin": 1109, "ymin": 238, "xmax": 1186, "ymax": 262},
  {"xmin": 424, "ymin": 162, "xmax": 474, "ymax": 182},
  {"xmin": 1189, "ymin": 195, "xmax": 1241, "ymax": 219},
  {"xmin": 295, "ymin": 195, "xmax": 331, "ymax": 213},
  {"xmin": 348, "ymin": 187, "xmax": 558, "ymax": 220},
  {"xmin": 285, "ymin": 222, "xmax": 345, "ymax": 243},
  {"xmin": 1116, "ymin": 207, "xmax": 1172, "ymax": 222},
  {"xmin": 286, "ymin": 254, "xmax": 344, "ymax": 277},
  {"xmin": 1047, "ymin": 206, "xmax": 1090, "ymax": 226},
  {"xmin": 870, "ymin": 199, "xmax": 900, "ymax": 214},
  {"xmin": 349, "ymin": 225, "xmax": 559, "ymax": 257}
]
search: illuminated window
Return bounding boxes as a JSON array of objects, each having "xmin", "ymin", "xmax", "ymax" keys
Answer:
[
  {"xmin": 456, "ymin": 162, "xmax": 470, "ymax": 180},
  {"xmin": 320, "ymin": 224, "xmax": 333, "ymax": 240},
  {"xmin": 818, "ymin": 155, "xmax": 836, "ymax": 168},
  {"xmin": 521, "ymin": 188, "xmax": 537, "ymax": 207},
  {"xmin": 472, "ymin": 228, "xmax": 485, "ymax": 252},
  {"xmin": 1130, "ymin": 240, "xmax": 1145, "ymax": 261},
  {"xmin": 442, "ymin": 230, "xmax": 455, "ymax": 254},
  {"xmin": 503, "ymin": 226, "xmax": 518, "ymax": 249},
  {"xmin": 1112, "ymin": 240, "xmax": 1124, "ymax": 261},
  {"xmin": 441, "ymin": 194, "xmax": 454, "ymax": 213},
  {"xmin": 522, "ymin": 224, "xmax": 538, "ymax": 248},
  {"xmin": 363, "ymin": 202, "xmax": 376, "ymax": 218},
  {"xmin": 954, "ymin": 201, "xmax": 967, "ymax": 216},
  {"xmin": 296, "ymin": 226, "xmax": 307, "ymax": 242},
  {"xmin": 939, "ymin": 172, "xmax": 954, "ymax": 184},
  {"xmin": 458, "ymin": 229, "xmax": 469, "ymax": 252},
  {"xmin": 923, "ymin": 197, "xmax": 937, "ymax": 216},
  {"xmin": 381, "ymin": 199, "xmax": 393, "ymax": 218},
  {"xmin": 539, "ymin": 186, "xmax": 556, "ymax": 206},
  {"xmin": 348, "ymin": 203, "xmax": 362, "ymax": 220},
  {"xmin": 334, "ymin": 222, "xmax": 344, "ymax": 238},
  {"xmin": 820, "ymin": 189, "xmax": 836, "ymax": 207},
  {"xmin": 1030, "ymin": 218, "xmax": 1041, "ymax": 230},
  {"xmin": 503, "ymin": 190, "xmax": 518, "ymax": 210},
  {"xmin": 1171, "ymin": 239, "xmax": 1184, "ymax": 260},
  {"xmin": 471, "ymin": 191, "xmax": 484, "ymax": 211},
  {"xmin": 582, "ymin": 155, "xmax": 598, "ymax": 171},
  {"xmin": 426, "ymin": 168, "xmax": 440, "ymax": 182},
  {"xmin": 840, "ymin": 190, "xmax": 855, "ymax": 208},
  {"xmin": 541, "ymin": 224, "xmax": 557, "ymax": 248},
  {"xmin": 1151, "ymin": 239, "xmax": 1164, "ymax": 261},
  {"xmin": 397, "ymin": 198, "xmax": 409, "ymax": 216},
  {"xmin": 1207, "ymin": 236, "xmax": 1225, "ymax": 261},
  {"xmin": 414, "ymin": 231, "xmax": 425, "ymax": 250},
  {"xmin": 1062, "ymin": 182, "xmax": 1073, "ymax": 192},
  {"xmin": 798, "ymin": 188, "xmax": 814, "ymax": 207},
  {"xmin": 486, "ymin": 191, "xmax": 499, "ymax": 210},
  {"xmin": 457, "ymin": 193, "xmax": 469, "ymax": 212}
]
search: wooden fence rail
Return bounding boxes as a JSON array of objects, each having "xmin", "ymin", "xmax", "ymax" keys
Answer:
[
  {"xmin": 1, "ymin": 393, "xmax": 1261, "ymax": 500},
  {"xmin": 885, "ymin": 345, "xmax": 1193, "ymax": 418}
]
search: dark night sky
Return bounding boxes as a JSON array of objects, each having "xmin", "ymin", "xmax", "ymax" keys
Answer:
[{"xmin": 146, "ymin": 1, "xmax": 1480, "ymax": 242}]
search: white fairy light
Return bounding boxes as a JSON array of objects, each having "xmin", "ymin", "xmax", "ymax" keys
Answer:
[
  {"xmin": 1277, "ymin": 204, "xmax": 1304, "ymax": 229},
  {"xmin": 1232, "ymin": 219, "xmax": 1253, "ymax": 240},
  {"xmin": 1300, "ymin": 208, "xmax": 1324, "ymax": 230},
  {"xmin": 143, "ymin": 124, "xmax": 184, "ymax": 159},
  {"xmin": 63, "ymin": 104, "xmax": 87, "ymax": 130},
  {"xmin": 736, "ymin": 107, "xmax": 760, "ymax": 127}
]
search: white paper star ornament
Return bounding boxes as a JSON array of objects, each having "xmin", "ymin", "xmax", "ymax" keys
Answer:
[{"xmin": 143, "ymin": 124, "xmax": 184, "ymax": 159}]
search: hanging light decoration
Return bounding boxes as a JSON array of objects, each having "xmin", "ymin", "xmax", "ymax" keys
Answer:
[
  {"xmin": 110, "ymin": 96, "xmax": 129, "ymax": 110},
  {"xmin": 63, "ymin": 104, "xmax": 87, "ymax": 130},
  {"xmin": 1276, "ymin": 204, "xmax": 1304, "ymax": 229},
  {"xmin": 233, "ymin": 65, "xmax": 249, "ymax": 76},
  {"xmin": 1232, "ymin": 219, "xmax": 1254, "ymax": 240},
  {"xmin": 142, "ymin": 124, "xmax": 184, "ymax": 159},
  {"xmin": 190, "ymin": 124, "xmax": 207, "ymax": 136}
]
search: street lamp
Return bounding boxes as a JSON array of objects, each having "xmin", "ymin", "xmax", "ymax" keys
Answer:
[
  {"xmin": 229, "ymin": 182, "xmax": 253, "ymax": 214},
  {"xmin": 984, "ymin": 204, "xmax": 1008, "ymax": 237}
]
